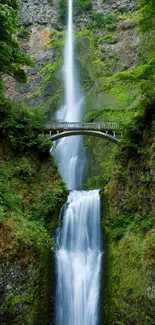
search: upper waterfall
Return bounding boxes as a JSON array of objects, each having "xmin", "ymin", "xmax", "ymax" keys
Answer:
[
  {"xmin": 65, "ymin": 0, "xmax": 75, "ymax": 121},
  {"xmin": 53, "ymin": 0, "xmax": 85, "ymax": 190}
]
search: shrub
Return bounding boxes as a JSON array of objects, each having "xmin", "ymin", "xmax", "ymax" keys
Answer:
[
  {"xmin": 0, "ymin": 96, "xmax": 52, "ymax": 155},
  {"xmin": 92, "ymin": 12, "xmax": 118, "ymax": 30},
  {"xmin": 17, "ymin": 26, "xmax": 31, "ymax": 40}
]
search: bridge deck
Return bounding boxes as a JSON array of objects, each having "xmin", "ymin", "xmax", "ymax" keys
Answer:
[
  {"xmin": 45, "ymin": 121, "xmax": 118, "ymax": 131},
  {"xmin": 44, "ymin": 121, "xmax": 121, "ymax": 143}
]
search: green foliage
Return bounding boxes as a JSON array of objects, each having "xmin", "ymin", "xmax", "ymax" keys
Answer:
[
  {"xmin": 58, "ymin": 0, "xmax": 67, "ymax": 21},
  {"xmin": 1, "ymin": 215, "xmax": 51, "ymax": 325},
  {"xmin": 74, "ymin": 29, "xmax": 121, "ymax": 91},
  {"xmin": 75, "ymin": 0, "xmax": 92, "ymax": 15},
  {"xmin": 17, "ymin": 26, "xmax": 31, "ymax": 40},
  {"xmin": 37, "ymin": 134, "xmax": 53, "ymax": 153},
  {"xmin": 0, "ymin": 82, "xmax": 66, "ymax": 245},
  {"xmin": 0, "ymin": 0, "xmax": 18, "ymax": 10},
  {"xmin": 102, "ymin": 232, "xmax": 154, "ymax": 325},
  {"xmin": 108, "ymin": 1, "xmax": 155, "ymax": 153},
  {"xmin": 104, "ymin": 210, "xmax": 154, "ymax": 241},
  {"xmin": 92, "ymin": 12, "xmax": 118, "ymax": 30},
  {"xmin": 0, "ymin": 151, "xmax": 66, "ymax": 243},
  {"xmin": 0, "ymin": 94, "xmax": 52, "ymax": 154},
  {"xmin": 0, "ymin": 206, "xmax": 5, "ymax": 224},
  {"xmin": 0, "ymin": 0, "xmax": 32, "ymax": 81},
  {"xmin": 139, "ymin": 0, "xmax": 155, "ymax": 32},
  {"xmin": 0, "ymin": 3, "xmax": 67, "ymax": 324},
  {"xmin": 2, "ymin": 277, "xmax": 48, "ymax": 325},
  {"xmin": 31, "ymin": 30, "xmax": 65, "ymax": 116},
  {"xmin": 12, "ymin": 214, "xmax": 53, "ymax": 252},
  {"xmin": 84, "ymin": 138, "xmax": 118, "ymax": 189},
  {"xmin": 102, "ymin": 33, "xmax": 116, "ymax": 44},
  {"xmin": 143, "ymin": 229, "xmax": 155, "ymax": 268},
  {"xmin": 13, "ymin": 157, "xmax": 37, "ymax": 181},
  {"xmin": 74, "ymin": 23, "xmax": 138, "ymax": 189},
  {"xmin": 0, "ymin": 133, "xmax": 66, "ymax": 322}
]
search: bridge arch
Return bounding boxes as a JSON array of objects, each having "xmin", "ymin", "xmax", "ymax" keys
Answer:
[{"xmin": 49, "ymin": 130, "xmax": 120, "ymax": 144}]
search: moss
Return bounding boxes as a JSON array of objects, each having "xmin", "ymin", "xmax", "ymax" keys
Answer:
[
  {"xmin": 0, "ymin": 218, "xmax": 52, "ymax": 325},
  {"xmin": 101, "ymin": 207, "xmax": 155, "ymax": 325},
  {"xmin": 98, "ymin": 31, "xmax": 155, "ymax": 315},
  {"xmin": 0, "ymin": 94, "xmax": 67, "ymax": 324},
  {"xmin": 102, "ymin": 123, "xmax": 155, "ymax": 323},
  {"xmin": 0, "ymin": 141, "xmax": 66, "ymax": 324},
  {"xmin": 0, "ymin": 150, "xmax": 66, "ymax": 324}
]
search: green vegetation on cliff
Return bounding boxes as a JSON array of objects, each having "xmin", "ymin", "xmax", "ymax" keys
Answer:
[
  {"xmin": 0, "ymin": 2, "xmax": 67, "ymax": 323},
  {"xmin": 100, "ymin": 1, "xmax": 155, "ymax": 324},
  {"xmin": 0, "ymin": 86, "xmax": 67, "ymax": 324},
  {"xmin": 0, "ymin": 0, "xmax": 32, "ymax": 82},
  {"xmin": 0, "ymin": 74, "xmax": 68, "ymax": 322}
]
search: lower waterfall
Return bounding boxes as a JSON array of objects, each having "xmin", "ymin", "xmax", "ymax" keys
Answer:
[{"xmin": 55, "ymin": 190, "xmax": 102, "ymax": 325}]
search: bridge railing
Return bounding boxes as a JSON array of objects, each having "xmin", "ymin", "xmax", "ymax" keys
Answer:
[{"xmin": 45, "ymin": 121, "xmax": 118, "ymax": 131}]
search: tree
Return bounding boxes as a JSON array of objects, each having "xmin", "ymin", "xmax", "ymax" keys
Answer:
[
  {"xmin": 139, "ymin": 0, "xmax": 155, "ymax": 32},
  {"xmin": 0, "ymin": 0, "xmax": 32, "ymax": 82}
]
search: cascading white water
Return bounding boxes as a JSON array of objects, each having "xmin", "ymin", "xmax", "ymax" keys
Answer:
[
  {"xmin": 53, "ymin": 0, "xmax": 84, "ymax": 190},
  {"xmin": 56, "ymin": 190, "xmax": 102, "ymax": 325},
  {"xmin": 54, "ymin": 1, "xmax": 102, "ymax": 324}
]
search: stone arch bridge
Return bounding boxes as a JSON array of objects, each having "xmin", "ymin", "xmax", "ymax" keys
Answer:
[{"xmin": 45, "ymin": 122, "xmax": 121, "ymax": 144}]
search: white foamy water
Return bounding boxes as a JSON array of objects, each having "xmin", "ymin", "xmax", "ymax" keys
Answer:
[{"xmin": 56, "ymin": 190, "xmax": 102, "ymax": 325}]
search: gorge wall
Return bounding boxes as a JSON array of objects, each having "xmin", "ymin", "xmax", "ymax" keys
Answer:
[
  {"xmin": 4, "ymin": 1, "xmax": 140, "ymax": 185},
  {"xmin": 102, "ymin": 126, "xmax": 155, "ymax": 324},
  {"xmin": 4, "ymin": 0, "xmax": 138, "ymax": 116},
  {"xmin": 0, "ymin": 98, "xmax": 67, "ymax": 324}
]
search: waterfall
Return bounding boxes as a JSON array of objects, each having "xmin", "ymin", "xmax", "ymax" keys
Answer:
[
  {"xmin": 55, "ymin": 190, "xmax": 102, "ymax": 325},
  {"xmin": 54, "ymin": 1, "xmax": 102, "ymax": 324},
  {"xmin": 53, "ymin": 0, "xmax": 84, "ymax": 190}
]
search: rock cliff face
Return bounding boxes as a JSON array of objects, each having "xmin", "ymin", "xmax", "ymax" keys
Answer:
[
  {"xmin": 106, "ymin": 20, "xmax": 138, "ymax": 66},
  {"xmin": 92, "ymin": 0, "xmax": 138, "ymax": 13},
  {"xmin": 5, "ymin": 0, "xmax": 139, "ymax": 111},
  {"xmin": 18, "ymin": 0, "xmax": 58, "ymax": 26},
  {"xmin": 5, "ymin": 0, "xmax": 59, "ymax": 107}
]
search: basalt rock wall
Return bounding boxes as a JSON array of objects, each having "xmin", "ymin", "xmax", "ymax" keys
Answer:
[{"xmin": 4, "ymin": 0, "xmax": 138, "ymax": 112}]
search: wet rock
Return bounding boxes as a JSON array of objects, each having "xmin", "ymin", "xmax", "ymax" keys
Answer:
[
  {"xmin": 17, "ymin": 0, "xmax": 59, "ymax": 27},
  {"xmin": 92, "ymin": 0, "xmax": 138, "ymax": 14},
  {"xmin": 104, "ymin": 21, "xmax": 139, "ymax": 67}
]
